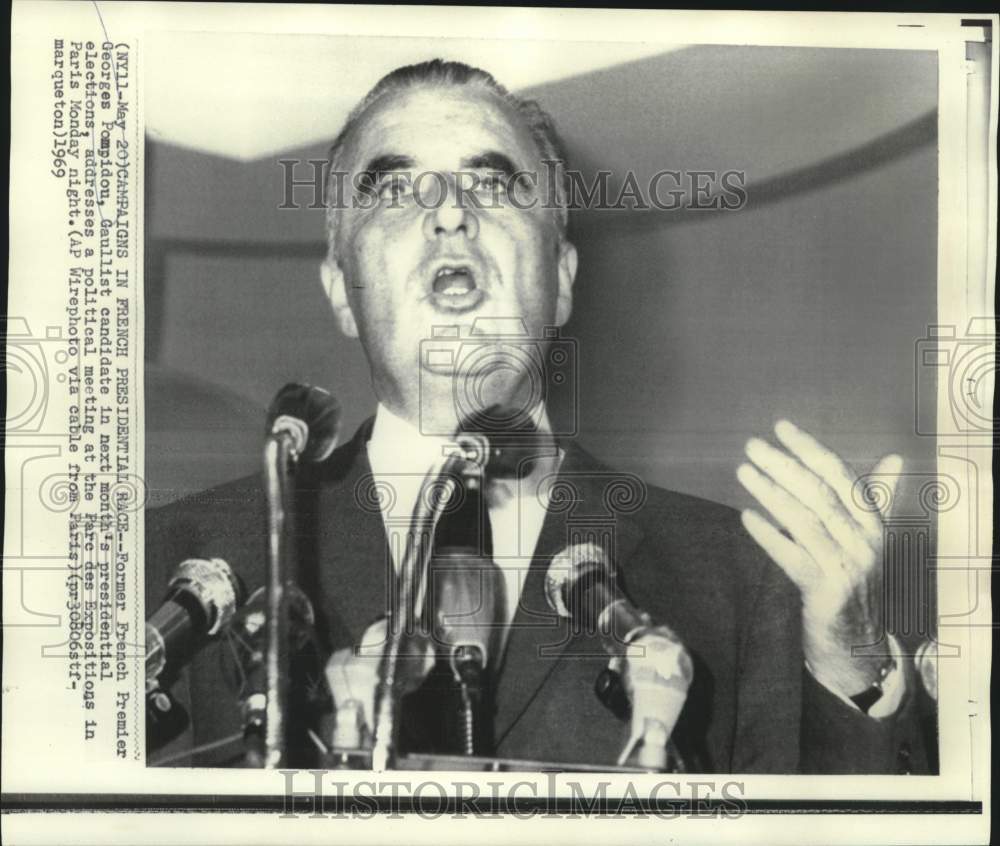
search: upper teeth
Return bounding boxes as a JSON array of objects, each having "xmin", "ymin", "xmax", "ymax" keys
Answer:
[{"xmin": 437, "ymin": 266, "xmax": 465, "ymax": 277}]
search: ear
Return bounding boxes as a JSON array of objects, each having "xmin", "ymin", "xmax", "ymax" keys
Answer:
[
  {"xmin": 554, "ymin": 239, "xmax": 578, "ymax": 327},
  {"xmin": 320, "ymin": 257, "xmax": 359, "ymax": 339}
]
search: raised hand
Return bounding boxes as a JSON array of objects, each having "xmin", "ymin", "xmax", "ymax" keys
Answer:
[{"xmin": 736, "ymin": 419, "xmax": 901, "ymax": 697}]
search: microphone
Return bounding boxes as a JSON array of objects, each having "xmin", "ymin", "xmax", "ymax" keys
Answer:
[
  {"xmin": 458, "ymin": 404, "xmax": 547, "ymax": 479},
  {"xmin": 145, "ymin": 557, "xmax": 245, "ymax": 688},
  {"xmin": 266, "ymin": 382, "xmax": 343, "ymax": 463},
  {"xmin": 545, "ymin": 542, "xmax": 651, "ymax": 644},
  {"xmin": 431, "ymin": 550, "xmax": 505, "ymax": 681},
  {"xmin": 370, "ymin": 426, "xmax": 500, "ymax": 767},
  {"xmin": 544, "ymin": 543, "xmax": 693, "ymax": 770}
]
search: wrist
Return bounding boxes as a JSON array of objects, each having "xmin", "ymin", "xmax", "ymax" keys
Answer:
[
  {"xmin": 803, "ymin": 645, "xmax": 893, "ymax": 697},
  {"xmin": 847, "ymin": 655, "xmax": 897, "ymax": 713}
]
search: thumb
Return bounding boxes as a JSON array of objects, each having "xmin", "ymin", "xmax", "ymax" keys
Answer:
[{"xmin": 869, "ymin": 453, "xmax": 904, "ymax": 520}]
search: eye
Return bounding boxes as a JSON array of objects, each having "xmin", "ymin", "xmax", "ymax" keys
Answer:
[
  {"xmin": 376, "ymin": 175, "xmax": 413, "ymax": 203},
  {"xmin": 477, "ymin": 172, "xmax": 506, "ymax": 193}
]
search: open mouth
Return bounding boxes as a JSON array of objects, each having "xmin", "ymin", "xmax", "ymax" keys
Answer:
[
  {"xmin": 428, "ymin": 264, "xmax": 486, "ymax": 312},
  {"xmin": 433, "ymin": 265, "xmax": 476, "ymax": 295}
]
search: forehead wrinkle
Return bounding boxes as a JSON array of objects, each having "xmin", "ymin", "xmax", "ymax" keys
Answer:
[{"xmin": 343, "ymin": 85, "xmax": 538, "ymax": 176}]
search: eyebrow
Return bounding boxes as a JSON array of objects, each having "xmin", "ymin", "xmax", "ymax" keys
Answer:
[
  {"xmin": 460, "ymin": 151, "xmax": 521, "ymax": 178},
  {"xmin": 358, "ymin": 154, "xmax": 415, "ymax": 185},
  {"xmin": 357, "ymin": 150, "xmax": 523, "ymax": 186}
]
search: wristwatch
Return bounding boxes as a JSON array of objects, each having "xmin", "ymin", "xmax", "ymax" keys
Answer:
[{"xmin": 849, "ymin": 656, "xmax": 898, "ymax": 714}]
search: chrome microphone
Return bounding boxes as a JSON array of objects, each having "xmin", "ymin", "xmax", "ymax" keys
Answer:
[
  {"xmin": 430, "ymin": 540, "xmax": 505, "ymax": 683},
  {"xmin": 145, "ymin": 557, "xmax": 244, "ymax": 689}
]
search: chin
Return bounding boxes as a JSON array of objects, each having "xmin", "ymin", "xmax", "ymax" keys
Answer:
[{"xmin": 412, "ymin": 353, "xmax": 537, "ymax": 431}]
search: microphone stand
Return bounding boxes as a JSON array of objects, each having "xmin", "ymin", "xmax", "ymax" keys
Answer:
[
  {"xmin": 370, "ymin": 434, "xmax": 488, "ymax": 771},
  {"xmin": 260, "ymin": 425, "xmax": 302, "ymax": 768}
]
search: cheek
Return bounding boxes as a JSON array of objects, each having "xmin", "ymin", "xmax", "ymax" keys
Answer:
[
  {"xmin": 354, "ymin": 210, "xmax": 423, "ymax": 278},
  {"xmin": 508, "ymin": 227, "xmax": 560, "ymax": 310},
  {"xmin": 348, "ymin": 227, "xmax": 403, "ymax": 302},
  {"xmin": 349, "ymin": 240, "xmax": 429, "ymax": 350}
]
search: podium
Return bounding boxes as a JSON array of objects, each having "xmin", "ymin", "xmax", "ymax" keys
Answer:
[{"xmin": 320, "ymin": 748, "xmax": 682, "ymax": 773}]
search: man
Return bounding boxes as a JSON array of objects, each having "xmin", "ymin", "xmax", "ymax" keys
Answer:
[{"xmin": 146, "ymin": 59, "xmax": 927, "ymax": 772}]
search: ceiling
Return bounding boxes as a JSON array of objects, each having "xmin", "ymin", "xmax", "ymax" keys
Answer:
[
  {"xmin": 145, "ymin": 39, "xmax": 937, "ymax": 245},
  {"xmin": 145, "ymin": 30, "xmax": 687, "ymax": 161}
]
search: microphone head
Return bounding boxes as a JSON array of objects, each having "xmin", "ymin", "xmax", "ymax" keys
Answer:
[
  {"xmin": 544, "ymin": 543, "xmax": 610, "ymax": 619},
  {"xmin": 457, "ymin": 405, "xmax": 542, "ymax": 479},
  {"xmin": 267, "ymin": 383, "xmax": 342, "ymax": 463},
  {"xmin": 452, "ymin": 431, "xmax": 491, "ymax": 472},
  {"xmin": 169, "ymin": 557, "xmax": 245, "ymax": 636},
  {"xmin": 429, "ymin": 554, "xmax": 505, "ymax": 670}
]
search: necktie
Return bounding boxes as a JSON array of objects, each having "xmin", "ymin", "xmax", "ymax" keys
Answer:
[{"xmin": 399, "ymin": 471, "xmax": 504, "ymax": 756}]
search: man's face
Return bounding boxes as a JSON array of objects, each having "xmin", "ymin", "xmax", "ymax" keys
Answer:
[{"xmin": 321, "ymin": 83, "xmax": 577, "ymax": 427}]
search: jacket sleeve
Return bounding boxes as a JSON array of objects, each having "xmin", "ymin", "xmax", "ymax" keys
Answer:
[
  {"xmin": 732, "ymin": 540, "xmax": 930, "ymax": 774},
  {"xmin": 799, "ymin": 660, "xmax": 928, "ymax": 774}
]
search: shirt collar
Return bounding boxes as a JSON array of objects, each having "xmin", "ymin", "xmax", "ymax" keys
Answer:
[{"xmin": 366, "ymin": 402, "xmax": 453, "ymax": 480}]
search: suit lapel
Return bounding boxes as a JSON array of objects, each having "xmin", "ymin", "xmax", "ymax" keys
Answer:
[{"xmin": 493, "ymin": 441, "xmax": 646, "ymax": 743}]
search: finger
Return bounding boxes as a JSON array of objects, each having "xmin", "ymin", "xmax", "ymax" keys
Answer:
[
  {"xmin": 773, "ymin": 420, "xmax": 881, "ymax": 535},
  {"xmin": 740, "ymin": 508, "xmax": 818, "ymax": 591},
  {"xmin": 744, "ymin": 436, "xmax": 870, "ymax": 559},
  {"xmin": 736, "ymin": 462, "xmax": 839, "ymax": 565},
  {"xmin": 867, "ymin": 453, "xmax": 904, "ymax": 520}
]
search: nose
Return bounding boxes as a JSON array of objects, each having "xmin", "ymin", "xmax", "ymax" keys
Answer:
[{"xmin": 423, "ymin": 182, "xmax": 479, "ymax": 241}]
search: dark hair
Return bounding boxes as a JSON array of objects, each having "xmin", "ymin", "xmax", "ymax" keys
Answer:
[{"xmin": 324, "ymin": 58, "xmax": 570, "ymax": 253}]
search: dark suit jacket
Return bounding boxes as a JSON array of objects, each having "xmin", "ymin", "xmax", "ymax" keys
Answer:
[{"xmin": 145, "ymin": 418, "xmax": 927, "ymax": 773}]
